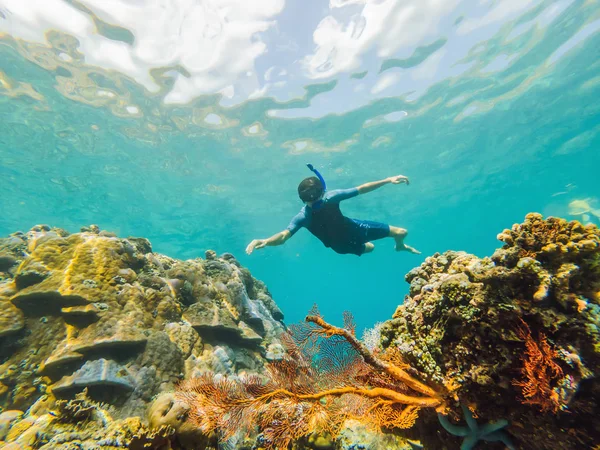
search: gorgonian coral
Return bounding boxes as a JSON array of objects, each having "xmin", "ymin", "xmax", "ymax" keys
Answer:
[{"xmin": 176, "ymin": 306, "xmax": 451, "ymax": 449}]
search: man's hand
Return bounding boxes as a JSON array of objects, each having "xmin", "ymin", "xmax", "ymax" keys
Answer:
[
  {"xmin": 388, "ymin": 175, "xmax": 409, "ymax": 185},
  {"xmin": 246, "ymin": 231, "xmax": 291, "ymax": 255},
  {"xmin": 246, "ymin": 239, "xmax": 267, "ymax": 255},
  {"xmin": 357, "ymin": 176, "xmax": 410, "ymax": 194}
]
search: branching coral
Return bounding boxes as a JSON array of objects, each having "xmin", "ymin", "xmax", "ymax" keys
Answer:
[
  {"xmin": 176, "ymin": 306, "xmax": 448, "ymax": 449},
  {"xmin": 54, "ymin": 388, "xmax": 99, "ymax": 423},
  {"xmin": 512, "ymin": 319, "xmax": 565, "ymax": 413}
]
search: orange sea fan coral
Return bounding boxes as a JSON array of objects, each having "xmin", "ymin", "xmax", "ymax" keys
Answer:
[
  {"xmin": 176, "ymin": 305, "xmax": 447, "ymax": 449},
  {"xmin": 512, "ymin": 319, "xmax": 564, "ymax": 413}
]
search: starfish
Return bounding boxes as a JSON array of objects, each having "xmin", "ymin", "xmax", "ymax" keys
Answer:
[{"xmin": 437, "ymin": 404, "xmax": 516, "ymax": 450}]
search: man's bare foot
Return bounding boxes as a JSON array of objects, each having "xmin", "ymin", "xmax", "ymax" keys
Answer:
[{"xmin": 396, "ymin": 243, "xmax": 421, "ymax": 254}]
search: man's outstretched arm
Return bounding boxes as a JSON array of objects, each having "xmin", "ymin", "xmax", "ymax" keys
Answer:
[
  {"xmin": 246, "ymin": 230, "xmax": 292, "ymax": 255},
  {"xmin": 357, "ymin": 175, "xmax": 409, "ymax": 195}
]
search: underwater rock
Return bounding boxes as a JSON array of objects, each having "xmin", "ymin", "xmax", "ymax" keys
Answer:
[
  {"xmin": 164, "ymin": 322, "xmax": 201, "ymax": 361},
  {"xmin": 381, "ymin": 214, "xmax": 600, "ymax": 449},
  {"xmin": 0, "ymin": 224, "xmax": 286, "ymax": 422}
]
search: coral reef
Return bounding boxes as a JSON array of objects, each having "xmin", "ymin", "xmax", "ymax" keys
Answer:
[
  {"xmin": 381, "ymin": 214, "xmax": 600, "ymax": 449},
  {"xmin": 0, "ymin": 224, "xmax": 286, "ymax": 448},
  {"xmin": 2, "ymin": 224, "xmax": 413, "ymax": 450},
  {"xmin": 0, "ymin": 390, "xmax": 177, "ymax": 449},
  {"xmin": 2, "ymin": 214, "xmax": 598, "ymax": 449}
]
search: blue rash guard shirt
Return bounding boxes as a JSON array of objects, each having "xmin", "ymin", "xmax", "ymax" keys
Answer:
[{"xmin": 286, "ymin": 188, "xmax": 390, "ymax": 256}]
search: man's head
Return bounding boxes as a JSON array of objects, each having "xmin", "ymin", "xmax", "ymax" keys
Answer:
[{"xmin": 298, "ymin": 176, "xmax": 324, "ymax": 203}]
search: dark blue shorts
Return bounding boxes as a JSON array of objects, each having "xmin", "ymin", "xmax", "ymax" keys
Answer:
[{"xmin": 331, "ymin": 219, "xmax": 390, "ymax": 256}]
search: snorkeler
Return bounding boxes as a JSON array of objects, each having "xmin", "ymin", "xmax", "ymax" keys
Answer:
[{"xmin": 245, "ymin": 164, "xmax": 420, "ymax": 256}]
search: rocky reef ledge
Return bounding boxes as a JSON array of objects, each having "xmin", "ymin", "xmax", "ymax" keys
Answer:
[{"xmin": 0, "ymin": 224, "xmax": 286, "ymax": 448}]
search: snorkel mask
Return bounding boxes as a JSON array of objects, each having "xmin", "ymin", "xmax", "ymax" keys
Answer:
[{"xmin": 307, "ymin": 163, "xmax": 326, "ymax": 209}]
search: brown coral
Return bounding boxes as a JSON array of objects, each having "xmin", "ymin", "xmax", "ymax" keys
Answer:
[
  {"xmin": 381, "ymin": 214, "xmax": 600, "ymax": 449},
  {"xmin": 497, "ymin": 213, "xmax": 600, "ymax": 308},
  {"xmin": 497, "ymin": 213, "xmax": 599, "ymax": 259}
]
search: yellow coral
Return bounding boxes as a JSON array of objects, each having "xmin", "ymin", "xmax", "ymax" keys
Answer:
[
  {"xmin": 6, "ymin": 417, "xmax": 35, "ymax": 441},
  {"xmin": 62, "ymin": 236, "xmax": 124, "ymax": 296},
  {"xmin": 498, "ymin": 213, "xmax": 599, "ymax": 257},
  {"xmin": 15, "ymin": 234, "xmax": 128, "ymax": 303},
  {"xmin": 148, "ymin": 392, "xmax": 190, "ymax": 431}
]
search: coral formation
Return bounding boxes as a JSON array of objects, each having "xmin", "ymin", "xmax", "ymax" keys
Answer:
[
  {"xmin": 2, "ymin": 214, "xmax": 598, "ymax": 449},
  {"xmin": 146, "ymin": 392, "xmax": 207, "ymax": 448},
  {"xmin": 0, "ymin": 223, "xmax": 286, "ymax": 448},
  {"xmin": 381, "ymin": 214, "xmax": 600, "ymax": 449},
  {"xmin": 0, "ymin": 391, "xmax": 177, "ymax": 449}
]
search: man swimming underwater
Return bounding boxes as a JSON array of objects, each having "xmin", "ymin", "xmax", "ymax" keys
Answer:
[{"xmin": 245, "ymin": 164, "xmax": 420, "ymax": 256}]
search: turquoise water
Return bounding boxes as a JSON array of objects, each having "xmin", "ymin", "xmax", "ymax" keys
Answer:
[{"xmin": 1, "ymin": 0, "xmax": 599, "ymax": 334}]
